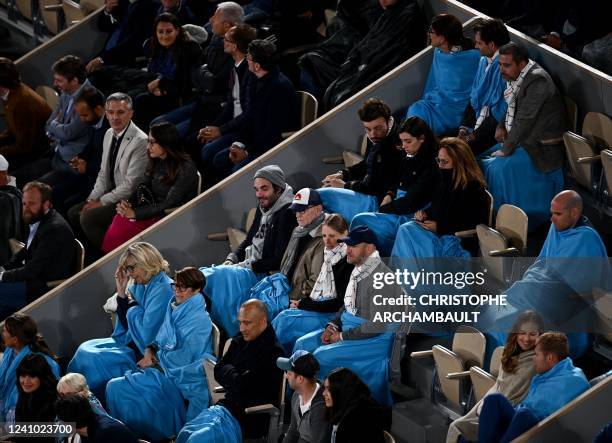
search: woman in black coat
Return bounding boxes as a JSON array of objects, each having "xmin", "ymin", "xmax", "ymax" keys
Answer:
[{"xmin": 323, "ymin": 367, "xmax": 392, "ymax": 443}]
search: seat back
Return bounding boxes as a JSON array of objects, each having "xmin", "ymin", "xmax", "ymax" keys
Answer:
[
  {"xmin": 15, "ymin": 0, "xmax": 33, "ymax": 20},
  {"xmin": 211, "ymin": 322, "xmax": 221, "ymax": 358},
  {"xmin": 563, "ymin": 95, "xmax": 578, "ymax": 133},
  {"xmin": 602, "ymin": 149, "xmax": 612, "ymax": 196},
  {"xmin": 79, "ymin": 0, "xmax": 104, "ymax": 13},
  {"xmin": 203, "ymin": 358, "xmax": 226, "ymax": 404},
  {"xmin": 489, "ymin": 346, "xmax": 504, "ymax": 378},
  {"xmin": 297, "ymin": 91, "xmax": 318, "ymax": 129},
  {"xmin": 582, "ymin": 111, "xmax": 612, "ymax": 149},
  {"xmin": 469, "ymin": 366, "xmax": 496, "ymax": 402},
  {"xmin": 74, "ymin": 239, "xmax": 85, "ymax": 274},
  {"xmin": 62, "ymin": 0, "xmax": 85, "ymax": 26},
  {"xmin": 484, "ymin": 190, "xmax": 494, "ymax": 227},
  {"xmin": 563, "ymin": 131, "xmax": 598, "ymax": 190},
  {"xmin": 35, "ymin": 85, "xmax": 60, "ymax": 111},
  {"xmin": 196, "ymin": 170, "xmax": 203, "ymax": 195},
  {"xmin": 476, "ymin": 224, "xmax": 507, "ymax": 283},
  {"xmin": 222, "ymin": 337, "xmax": 232, "ymax": 356},
  {"xmin": 39, "ymin": 0, "xmax": 63, "ymax": 34},
  {"xmin": 495, "ymin": 204, "xmax": 528, "ymax": 252},
  {"xmin": 383, "ymin": 430, "xmax": 396, "ymax": 443},
  {"xmin": 432, "ymin": 345, "xmax": 465, "ymax": 409},
  {"xmin": 452, "ymin": 325, "xmax": 486, "ymax": 368}
]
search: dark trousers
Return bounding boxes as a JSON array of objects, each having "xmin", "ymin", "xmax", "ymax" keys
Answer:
[
  {"xmin": 67, "ymin": 201, "xmax": 117, "ymax": 252},
  {"xmin": 478, "ymin": 393, "xmax": 540, "ymax": 443},
  {"xmin": 0, "ymin": 281, "xmax": 27, "ymax": 320}
]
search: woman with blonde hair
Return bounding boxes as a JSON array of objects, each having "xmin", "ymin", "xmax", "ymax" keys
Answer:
[
  {"xmin": 447, "ymin": 311, "xmax": 544, "ymax": 442},
  {"xmin": 57, "ymin": 373, "xmax": 107, "ymax": 416},
  {"xmin": 391, "ymin": 137, "xmax": 489, "ymax": 258},
  {"xmin": 67, "ymin": 242, "xmax": 173, "ymax": 399}
]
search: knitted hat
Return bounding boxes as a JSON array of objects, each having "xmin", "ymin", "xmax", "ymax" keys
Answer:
[{"xmin": 253, "ymin": 165, "xmax": 286, "ymax": 189}]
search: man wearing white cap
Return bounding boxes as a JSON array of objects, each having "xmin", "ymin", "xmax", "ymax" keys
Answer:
[{"xmin": 0, "ymin": 154, "xmax": 22, "ymax": 264}]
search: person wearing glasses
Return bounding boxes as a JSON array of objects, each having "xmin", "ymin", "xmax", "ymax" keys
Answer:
[
  {"xmin": 320, "ymin": 98, "xmax": 404, "ymax": 223},
  {"xmin": 106, "ymin": 267, "xmax": 214, "ymax": 441},
  {"xmin": 391, "ymin": 137, "xmax": 489, "ymax": 259},
  {"xmin": 405, "ymin": 14, "xmax": 480, "ymax": 135},
  {"xmin": 101, "ymin": 121, "xmax": 198, "ymax": 253},
  {"xmin": 68, "ymin": 242, "xmax": 173, "ymax": 401},
  {"xmin": 349, "ymin": 116, "xmax": 440, "ymax": 256}
]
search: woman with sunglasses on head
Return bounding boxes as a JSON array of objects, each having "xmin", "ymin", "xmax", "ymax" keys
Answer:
[
  {"xmin": 0, "ymin": 314, "xmax": 59, "ymax": 425},
  {"xmin": 447, "ymin": 310, "xmax": 544, "ymax": 443},
  {"xmin": 406, "ymin": 14, "xmax": 480, "ymax": 135},
  {"xmin": 350, "ymin": 116, "xmax": 441, "ymax": 256},
  {"xmin": 14, "ymin": 354, "xmax": 59, "ymax": 442},
  {"xmin": 57, "ymin": 372, "xmax": 107, "ymax": 417},
  {"xmin": 101, "ymin": 121, "xmax": 198, "ymax": 253},
  {"xmin": 391, "ymin": 137, "xmax": 489, "ymax": 258},
  {"xmin": 68, "ymin": 242, "xmax": 173, "ymax": 400},
  {"xmin": 106, "ymin": 267, "xmax": 213, "ymax": 441}
]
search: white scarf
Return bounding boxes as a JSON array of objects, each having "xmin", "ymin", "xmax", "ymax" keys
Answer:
[
  {"xmin": 503, "ymin": 59, "xmax": 535, "ymax": 132},
  {"xmin": 344, "ymin": 250, "xmax": 381, "ymax": 315},
  {"xmin": 309, "ymin": 243, "xmax": 347, "ymax": 301},
  {"xmin": 474, "ymin": 51, "xmax": 499, "ymax": 130}
]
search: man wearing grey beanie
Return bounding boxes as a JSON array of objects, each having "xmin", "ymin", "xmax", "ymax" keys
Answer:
[{"xmin": 201, "ymin": 164, "xmax": 297, "ymax": 336}]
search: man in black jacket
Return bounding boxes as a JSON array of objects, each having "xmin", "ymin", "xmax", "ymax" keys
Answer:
[
  {"xmin": 215, "ymin": 299, "xmax": 284, "ymax": 438},
  {"xmin": 0, "ymin": 155, "xmax": 22, "ymax": 265},
  {"xmin": 202, "ymin": 165, "xmax": 296, "ymax": 336},
  {"xmin": 0, "ymin": 181, "xmax": 75, "ymax": 319}
]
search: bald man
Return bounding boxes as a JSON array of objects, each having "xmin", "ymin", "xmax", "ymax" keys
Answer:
[
  {"xmin": 214, "ymin": 299, "xmax": 284, "ymax": 438},
  {"xmin": 485, "ymin": 190, "xmax": 609, "ymax": 359}
]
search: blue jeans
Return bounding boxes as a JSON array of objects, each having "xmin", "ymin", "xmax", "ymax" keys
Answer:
[
  {"xmin": 0, "ymin": 281, "xmax": 28, "ymax": 320},
  {"xmin": 478, "ymin": 393, "xmax": 540, "ymax": 443},
  {"xmin": 151, "ymin": 102, "xmax": 196, "ymax": 138}
]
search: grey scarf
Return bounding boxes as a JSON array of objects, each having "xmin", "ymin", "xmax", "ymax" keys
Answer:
[{"xmin": 280, "ymin": 212, "xmax": 325, "ymax": 275}]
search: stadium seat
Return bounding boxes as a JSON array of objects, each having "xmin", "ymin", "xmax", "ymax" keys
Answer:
[
  {"xmin": 563, "ymin": 131, "xmax": 601, "ymax": 192},
  {"xmin": 35, "ymin": 85, "xmax": 60, "ymax": 111},
  {"xmin": 281, "ymin": 90, "xmax": 318, "ymax": 139},
  {"xmin": 206, "ymin": 207, "xmax": 257, "ymax": 252},
  {"xmin": 582, "ymin": 112, "xmax": 612, "ymax": 149},
  {"xmin": 40, "ymin": 0, "xmax": 63, "ymax": 34},
  {"xmin": 47, "ymin": 238, "xmax": 85, "ymax": 288},
  {"xmin": 62, "ymin": 0, "xmax": 86, "ymax": 27}
]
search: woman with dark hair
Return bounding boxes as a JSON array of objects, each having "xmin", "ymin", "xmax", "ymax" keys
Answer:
[
  {"xmin": 406, "ymin": 14, "xmax": 480, "ymax": 135},
  {"xmin": 132, "ymin": 13, "xmax": 204, "ymax": 129},
  {"xmin": 101, "ymin": 121, "xmax": 198, "ymax": 253},
  {"xmin": 350, "ymin": 116, "xmax": 441, "ymax": 255},
  {"xmin": 323, "ymin": 368, "xmax": 391, "ymax": 443},
  {"xmin": 106, "ymin": 267, "xmax": 214, "ymax": 441},
  {"xmin": 391, "ymin": 137, "xmax": 489, "ymax": 258},
  {"xmin": 15, "ymin": 354, "xmax": 59, "ymax": 442},
  {"xmin": 0, "ymin": 314, "xmax": 59, "ymax": 424},
  {"xmin": 447, "ymin": 311, "xmax": 543, "ymax": 443},
  {"xmin": 272, "ymin": 214, "xmax": 354, "ymax": 353}
]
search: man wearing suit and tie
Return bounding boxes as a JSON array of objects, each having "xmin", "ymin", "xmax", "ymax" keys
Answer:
[
  {"xmin": 68, "ymin": 92, "xmax": 148, "ymax": 253},
  {"xmin": 0, "ymin": 181, "xmax": 75, "ymax": 319}
]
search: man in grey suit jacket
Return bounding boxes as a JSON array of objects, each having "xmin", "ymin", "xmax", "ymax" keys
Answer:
[
  {"xmin": 491, "ymin": 43, "xmax": 568, "ymax": 172},
  {"xmin": 68, "ymin": 92, "xmax": 148, "ymax": 252}
]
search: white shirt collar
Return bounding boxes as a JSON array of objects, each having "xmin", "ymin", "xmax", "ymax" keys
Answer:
[
  {"xmin": 299, "ymin": 383, "xmax": 320, "ymax": 415},
  {"xmin": 113, "ymin": 121, "xmax": 131, "ymax": 138}
]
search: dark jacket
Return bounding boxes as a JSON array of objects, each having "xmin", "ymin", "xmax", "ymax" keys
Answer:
[
  {"xmin": 297, "ymin": 256, "xmax": 353, "ymax": 313},
  {"xmin": 15, "ymin": 388, "xmax": 58, "ymax": 443},
  {"xmin": 229, "ymin": 200, "xmax": 298, "ymax": 274},
  {"xmin": 131, "ymin": 158, "xmax": 198, "ymax": 219},
  {"xmin": 216, "ymin": 325, "xmax": 284, "ymax": 437},
  {"xmin": 0, "ymin": 185, "xmax": 22, "ymax": 265},
  {"xmin": 2, "ymin": 209, "xmax": 75, "ymax": 301},
  {"xmin": 333, "ymin": 398, "xmax": 391, "ymax": 443},
  {"xmin": 214, "ymin": 59, "xmax": 256, "ymax": 136},
  {"xmin": 147, "ymin": 38, "xmax": 205, "ymax": 103},
  {"xmin": 85, "ymin": 414, "xmax": 139, "ymax": 443},
  {"xmin": 500, "ymin": 63, "xmax": 568, "ymax": 172},
  {"xmin": 98, "ymin": 0, "xmax": 158, "ymax": 66},
  {"xmin": 379, "ymin": 145, "xmax": 440, "ymax": 215},
  {"xmin": 157, "ymin": 1, "xmax": 197, "ymax": 25},
  {"xmin": 236, "ymin": 67, "xmax": 297, "ymax": 158},
  {"xmin": 282, "ymin": 386, "xmax": 331, "ymax": 443},
  {"xmin": 195, "ymin": 35, "xmax": 235, "ymax": 104},
  {"xmin": 81, "ymin": 117, "xmax": 110, "ymax": 181},
  {"xmin": 341, "ymin": 120, "xmax": 403, "ymax": 202}
]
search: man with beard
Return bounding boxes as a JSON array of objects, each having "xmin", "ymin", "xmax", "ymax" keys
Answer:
[
  {"xmin": 201, "ymin": 165, "xmax": 297, "ymax": 336},
  {"xmin": 0, "ymin": 181, "xmax": 75, "ymax": 319}
]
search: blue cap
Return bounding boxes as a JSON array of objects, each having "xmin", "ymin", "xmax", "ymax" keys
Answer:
[{"xmin": 339, "ymin": 225, "xmax": 378, "ymax": 246}]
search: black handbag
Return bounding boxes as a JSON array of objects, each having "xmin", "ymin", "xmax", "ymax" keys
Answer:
[{"xmin": 132, "ymin": 183, "xmax": 156, "ymax": 207}]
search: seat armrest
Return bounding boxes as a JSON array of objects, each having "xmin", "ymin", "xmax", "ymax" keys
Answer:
[
  {"xmin": 455, "ymin": 229, "xmax": 477, "ymax": 238},
  {"xmin": 577, "ymin": 155, "xmax": 601, "ymax": 163},
  {"xmin": 321, "ymin": 155, "xmax": 344, "ymax": 164},
  {"xmin": 489, "ymin": 247, "xmax": 520, "ymax": 257},
  {"xmin": 245, "ymin": 404, "xmax": 279, "ymax": 416},
  {"xmin": 410, "ymin": 350, "xmax": 433, "ymax": 359},
  {"xmin": 446, "ymin": 370, "xmax": 471, "ymax": 380},
  {"xmin": 207, "ymin": 232, "xmax": 229, "ymax": 241},
  {"xmin": 213, "ymin": 386, "xmax": 226, "ymax": 393}
]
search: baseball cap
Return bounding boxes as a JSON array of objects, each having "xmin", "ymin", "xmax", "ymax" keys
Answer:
[
  {"xmin": 276, "ymin": 350, "xmax": 320, "ymax": 378},
  {"xmin": 0, "ymin": 155, "xmax": 8, "ymax": 172},
  {"xmin": 339, "ymin": 225, "xmax": 378, "ymax": 246},
  {"xmin": 290, "ymin": 188, "xmax": 322, "ymax": 212}
]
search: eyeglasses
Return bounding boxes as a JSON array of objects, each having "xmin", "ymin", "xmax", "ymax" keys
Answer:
[
  {"xmin": 436, "ymin": 158, "xmax": 450, "ymax": 166},
  {"xmin": 170, "ymin": 282, "xmax": 189, "ymax": 292},
  {"xmin": 147, "ymin": 139, "xmax": 159, "ymax": 146}
]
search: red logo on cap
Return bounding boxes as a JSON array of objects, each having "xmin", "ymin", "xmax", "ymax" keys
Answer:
[{"xmin": 295, "ymin": 192, "xmax": 302, "ymax": 200}]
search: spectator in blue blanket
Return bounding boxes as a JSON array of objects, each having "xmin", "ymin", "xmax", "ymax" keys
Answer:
[{"xmin": 476, "ymin": 332, "xmax": 590, "ymax": 443}]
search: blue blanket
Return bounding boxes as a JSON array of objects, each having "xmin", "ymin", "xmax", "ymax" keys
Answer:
[
  {"xmin": 248, "ymin": 273, "xmax": 291, "ymax": 321},
  {"xmin": 293, "ymin": 311, "xmax": 394, "ymax": 405},
  {"xmin": 318, "ymin": 188, "xmax": 378, "ymax": 224},
  {"xmin": 67, "ymin": 271, "xmax": 173, "ymax": 398},
  {"xmin": 272, "ymin": 309, "xmax": 335, "ymax": 355},
  {"xmin": 351, "ymin": 212, "xmax": 412, "ymax": 257},
  {"xmin": 391, "ymin": 220, "xmax": 470, "ymax": 259},
  {"xmin": 176, "ymin": 405, "xmax": 243, "ymax": 443},
  {"xmin": 407, "ymin": 48, "xmax": 480, "ymax": 134},
  {"xmin": 106, "ymin": 294, "xmax": 215, "ymax": 440},
  {"xmin": 470, "ymin": 54, "xmax": 507, "ymax": 124},
  {"xmin": 201, "ymin": 265, "xmax": 264, "ymax": 337},
  {"xmin": 479, "ymin": 145, "xmax": 564, "ymax": 229},
  {"xmin": 0, "ymin": 345, "xmax": 60, "ymax": 423},
  {"xmin": 484, "ymin": 221, "xmax": 610, "ymax": 360}
]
